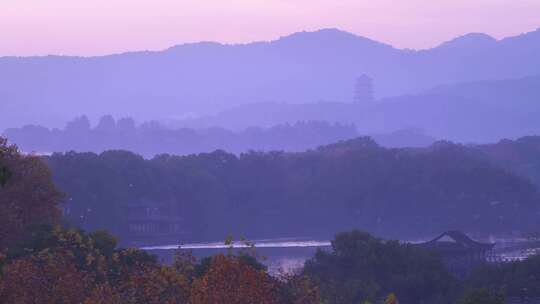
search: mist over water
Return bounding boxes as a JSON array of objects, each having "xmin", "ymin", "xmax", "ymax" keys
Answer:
[{"xmin": 141, "ymin": 237, "xmax": 540, "ymax": 276}]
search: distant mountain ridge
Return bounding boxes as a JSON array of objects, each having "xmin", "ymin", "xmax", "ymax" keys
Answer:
[
  {"xmin": 171, "ymin": 75, "xmax": 540, "ymax": 142},
  {"xmin": 438, "ymin": 33, "xmax": 497, "ymax": 47},
  {"xmin": 1, "ymin": 28, "xmax": 540, "ymax": 131}
]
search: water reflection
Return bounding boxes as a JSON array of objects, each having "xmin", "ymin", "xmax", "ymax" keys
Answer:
[{"xmin": 141, "ymin": 238, "xmax": 540, "ymax": 274}]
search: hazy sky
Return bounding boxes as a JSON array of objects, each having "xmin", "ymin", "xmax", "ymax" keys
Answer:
[{"xmin": 1, "ymin": 0, "xmax": 539, "ymax": 56}]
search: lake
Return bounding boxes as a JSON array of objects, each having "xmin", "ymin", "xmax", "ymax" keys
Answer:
[
  {"xmin": 142, "ymin": 238, "xmax": 331, "ymax": 274},
  {"xmin": 141, "ymin": 237, "xmax": 540, "ymax": 274}
]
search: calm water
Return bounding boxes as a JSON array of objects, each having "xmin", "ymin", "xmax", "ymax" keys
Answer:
[
  {"xmin": 141, "ymin": 238, "xmax": 540, "ymax": 274},
  {"xmin": 142, "ymin": 239, "xmax": 331, "ymax": 274}
]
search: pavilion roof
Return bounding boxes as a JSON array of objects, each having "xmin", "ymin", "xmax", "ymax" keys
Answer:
[{"xmin": 418, "ymin": 230, "xmax": 495, "ymax": 253}]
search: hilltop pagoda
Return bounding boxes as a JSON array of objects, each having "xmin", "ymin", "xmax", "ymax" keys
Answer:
[{"xmin": 354, "ymin": 74, "xmax": 374, "ymax": 103}]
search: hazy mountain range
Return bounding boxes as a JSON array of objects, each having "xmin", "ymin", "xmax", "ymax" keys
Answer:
[
  {"xmin": 173, "ymin": 75, "xmax": 540, "ymax": 143},
  {"xmin": 1, "ymin": 28, "xmax": 540, "ymax": 134}
]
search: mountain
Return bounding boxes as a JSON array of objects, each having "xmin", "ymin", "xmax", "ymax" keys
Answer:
[
  {"xmin": 436, "ymin": 33, "xmax": 497, "ymax": 50},
  {"xmin": 175, "ymin": 75, "xmax": 540, "ymax": 143},
  {"xmin": 361, "ymin": 75, "xmax": 540, "ymax": 142},
  {"xmin": 1, "ymin": 28, "xmax": 540, "ymax": 131}
]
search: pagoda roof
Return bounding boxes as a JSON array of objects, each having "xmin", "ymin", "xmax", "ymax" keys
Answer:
[{"xmin": 417, "ymin": 230, "xmax": 495, "ymax": 254}]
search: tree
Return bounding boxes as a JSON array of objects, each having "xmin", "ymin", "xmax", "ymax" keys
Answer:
[
  {"xmin": 0, "ymin": 164, "xmax": 11, "ymax": 187},
  {"xmin": 117, "ymin": 117, "xmax": 136, "ymax": 133},
  {"xmin": 105, "ymin": 247, "xmax": 190, "ymax": 304},
  {"xmin": 114, "ymin": 261, "xmax": 190, "ymax": 304},
  {"xmin": 458, "ymin": 289, "xmax": 505, "ymax": 304},
  {"xmin": 83, "ymin": 283, "xmax": 122, "ymax": 304},
  {"xmin": 43, "ymin": 138, "xmax": 540, "ymax": 244},
  {"xmin": 384, "ymin": 293, "xmax": 399, "ymax": 304},
  {"xmin": 96, "ymin": 115, "xmax": 116, "ymax": 132},
  {"xmin": 0, "ymin": 249, "xmax": 95, "ymax": 303},
  {"xmin": 303, "ymin": 230, "xmax": 458, "ymax": 304},
  {"xmin": 190, "ymin": 254, "xmax": 279, "ymax": 304},
  {"xmin": 65, "ymin": 115, "xmax": 91, "ymax": 133},
  {"xmin": 465, "ymin": 255, "xmax": 540, "ymax": 298},
  {"xmin": 276, "ymin": 273, "xmax": 322, "ymax": 304},
  {"xmin": 0, "ymin": 226, "xmax": 191, "ymax": 304},
  {"xmin": 0, "ymin": 137, "xmax": 63, "ymax": 250}
]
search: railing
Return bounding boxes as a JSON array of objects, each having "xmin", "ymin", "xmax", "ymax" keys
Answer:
[{"xmin": 506, "ymin": 297, "xmax": 540, "ymax": 304}]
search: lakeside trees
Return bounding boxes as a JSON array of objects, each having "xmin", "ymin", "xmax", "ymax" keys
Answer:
[
  {"xmin": 465, "ymin": 255, "xmax": 540, "ymax": 298},
  {"xmin": 0, "ymin": 224, "xmax": 322, "ymax": 304},
  {"xmin": 3, "ymin": 135, "xmax": 540, "ymax": 303},
  {"xmin": 0, "ymin": 138, "xmax": 63, "ymax": 249},
  {"xmin": 0, "ymin": 138, "xmax": 322, "ymax": 303},
  {"xmin": 303, "ymin": 230, "xmax": 459, "ymax": 304},
  {"xmin": 44, "ymin": 137, "xmax": 540, "ymax": 243}
]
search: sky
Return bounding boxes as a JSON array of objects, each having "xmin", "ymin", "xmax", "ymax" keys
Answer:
[{"xmin": 1, "ymin": 0, "xmax": 540, "ymax": 56}]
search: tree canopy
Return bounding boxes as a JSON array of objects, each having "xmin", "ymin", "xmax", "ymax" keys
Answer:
[
  {"xmin": 303, "ymin": 230, "xmax": 459, "ymax": 304},
  {"xmin": 44, "ymin": 138, "xmax": 540, "ymax": 243},
  {"xmin": 0, "ymin": 137, "xmax": 63, "ymax": 249}
]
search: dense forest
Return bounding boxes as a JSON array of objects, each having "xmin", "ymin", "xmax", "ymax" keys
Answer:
[
  {"xmin": 2, "ymin": 136, "xmax": 540, "ymax": 303},
  {"xmin": 477, "ymin": 136, "xmax": 540, "ymax": 188},
  {"xmin": 0, "ymin": 138, "xmax": 321, "ymax": 303},
  {"xmin": 301, "ymin": 230, "xmax": 540, "ymax": 304},
  {"xmin": 44, "ymin": 136, "xmax": 540, "ymax": 244}
]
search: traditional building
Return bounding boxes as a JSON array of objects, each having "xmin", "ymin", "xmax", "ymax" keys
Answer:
[
  {"xmin": 125, "ymin": 200, "xmax": 189, "ymax": 245},
  {"xmin": 416, "ymin": 230, "xmax": 495, "ymax": 277},
  {"xmin": 354, "ymin": 74, "xmax": 374, "ymax": 103}
]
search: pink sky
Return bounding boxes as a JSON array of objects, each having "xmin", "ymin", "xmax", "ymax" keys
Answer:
[{"xmin": 1, "ymin": 0, "xmax": 540, "ymax": 56}]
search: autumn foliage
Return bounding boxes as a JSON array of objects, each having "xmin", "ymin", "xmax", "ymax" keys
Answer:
[
  {"xmin": 0, "ymin": 227, "xmax": 321, "ymax": 304},
  {"xmin": 0, "ymin": 226, "xmax": 190, "ymax": 304},
  {"xmin": 0, "ymin": 138, "xmax": 62, "ymax": 249},
  {"xmin": 0, "ymin": 137, "xmax": 322, "ymax": 303},
  {"xmin": 1, "ymin": 250, "xmax": 92, "ymax": 303},
  {"xmin": 190, "ymin": 254, "xmax": 279, "ymax": 304}
]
